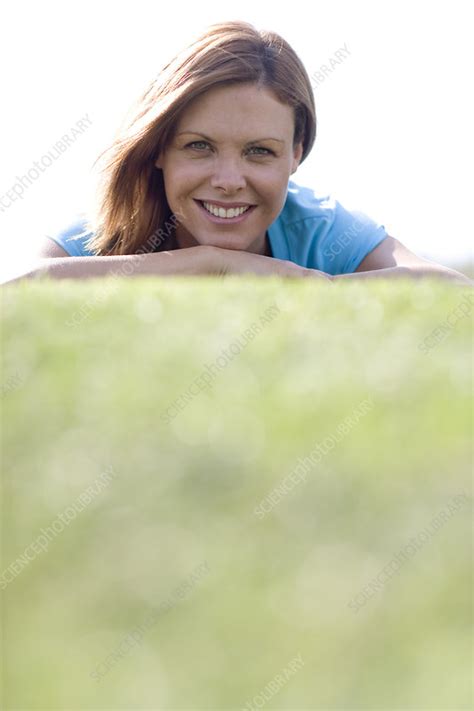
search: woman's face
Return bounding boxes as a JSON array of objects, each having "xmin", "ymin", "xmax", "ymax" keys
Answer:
[{"xmin": 155, "ymin": 83, "xmax": 304, "ymax": 254}]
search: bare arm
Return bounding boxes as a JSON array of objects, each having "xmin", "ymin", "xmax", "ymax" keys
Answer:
[
  {"xmin": 332, "ymin": 264, "xmax": 473, "ymax": 286},
  {"xmin": 1, "ymin": 242, "xmax": 333, "ymax": 285},
  {"xmin": 1, "ymin": 245, "xmax": 218, "ymax": 286},
  {"xmin": 332, "ymin": 235, "xmax": 473, "ymax": 287}
]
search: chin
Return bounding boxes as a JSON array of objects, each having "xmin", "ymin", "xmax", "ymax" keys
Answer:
[
  {"xmin": 191, "ymin": 229, "xmax": 244, "ymax": 245},
  {"xmin": 204, "ymin": 236, "xmax": 251, "ymax": 250}
]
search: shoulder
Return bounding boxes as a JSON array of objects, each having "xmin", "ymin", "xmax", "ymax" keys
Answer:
[
  {"xmin": 271, "ymin": 180, "xmax": 387, "ymax": 274},
  {"xmin": 45, "ymin": 213, "xmax": 96, "ymax": 257},
  {"xmin": 277, "ymin": 180, "xmax": 336, "ymax": 225}
]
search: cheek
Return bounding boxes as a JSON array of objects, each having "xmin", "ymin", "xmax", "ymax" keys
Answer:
[
  {"xmin": 254, "ymin": 167, "xmax": 288, "ymax": 189},
  {"xmin": 164, "ymin": 162, "xmax": 190, "ymax": 183},
  {"xmin": 256, "ymin": 181, "xmax": 286, "ymax": 207},
  {"xmin": 174, "ymin": 166, "xmax": 209, "ymax": 195}
]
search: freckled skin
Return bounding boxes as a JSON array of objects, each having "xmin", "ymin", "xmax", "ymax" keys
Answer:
[{"xmin": 155, "ymin": 83, "xmax": 303, "ymax": 255}]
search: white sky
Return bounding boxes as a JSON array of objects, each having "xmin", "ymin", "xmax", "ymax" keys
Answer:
[{"xmin": 1, "ymin": 0, "xmax": 472, "ymax": 269}]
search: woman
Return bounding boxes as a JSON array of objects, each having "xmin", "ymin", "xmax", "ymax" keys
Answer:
[{"xmin": 7, "ymin": 20, "xmax": 471, "ymax": 285}]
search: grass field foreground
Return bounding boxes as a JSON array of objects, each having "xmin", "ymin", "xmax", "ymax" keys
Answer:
[{"xmin": 1, "ymin": 275, "xmax": 473, "ymax": 709}]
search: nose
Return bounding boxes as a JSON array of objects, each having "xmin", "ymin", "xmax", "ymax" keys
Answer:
[{"xmin": 209, "ymin": 155, "xmax": 247, "ymax": 193}]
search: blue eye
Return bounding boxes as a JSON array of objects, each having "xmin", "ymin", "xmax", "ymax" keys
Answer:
[{"xmin": 187, "ymin": 141, "xmax": 208, "ymax": 150}]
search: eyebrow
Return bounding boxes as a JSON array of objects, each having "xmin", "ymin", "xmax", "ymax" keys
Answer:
[{"xmin": 177, "ymin": 131, "xmax": 285, "ymax": 144}]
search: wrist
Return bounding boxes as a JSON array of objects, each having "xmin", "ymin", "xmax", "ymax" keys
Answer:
[
  {"xmin": 302, "ymin": 266, "xmax": 334, "ymax": 283},
  {"xmin": 194, "ymin": 244, "xmax": 223, "ymax": 275}
]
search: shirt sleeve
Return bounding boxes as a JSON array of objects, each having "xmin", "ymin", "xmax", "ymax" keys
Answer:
[
  {"xmin": 46, "ymin": 215, "xmax": 95, "ymax": 257},
  {"xmin": 314, "ymin": 199, "xmax": 388, "ymax": 275}
]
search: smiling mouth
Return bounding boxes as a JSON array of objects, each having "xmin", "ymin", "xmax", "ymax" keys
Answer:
[{"xmin": 194, "ymin": 199, "xmax": 257, "ymax": 221}]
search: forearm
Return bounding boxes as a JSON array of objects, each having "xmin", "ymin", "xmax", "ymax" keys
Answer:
[
  {"xmin": 331, "ymin": 265, "xmax": 474, "ymax": 287},
  {"xmin": 1, "ymin": 246, "xmax": 214, "ymax": 286}
]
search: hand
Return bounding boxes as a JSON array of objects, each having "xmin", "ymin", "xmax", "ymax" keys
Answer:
[{"xmin": 207, "ymin": 246, "xmax": 333, "ymax": 282}]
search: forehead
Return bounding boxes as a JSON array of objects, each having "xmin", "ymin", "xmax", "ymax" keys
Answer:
[{"xmin": 176, "ymin": 83, "xmax": 294, "ymax": 135}]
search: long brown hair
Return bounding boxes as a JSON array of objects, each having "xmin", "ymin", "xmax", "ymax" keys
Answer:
[{"xmin": 82, "ymin": 20, "xmax": 317, "ymax": 256}]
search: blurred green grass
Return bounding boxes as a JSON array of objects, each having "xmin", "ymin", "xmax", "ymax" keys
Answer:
[{"xmin": 1, "ymin": 275, "xmax": 473, "ymax": 710}]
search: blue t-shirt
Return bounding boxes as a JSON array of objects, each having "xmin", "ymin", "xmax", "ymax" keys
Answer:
[{"xmin": 46, "ymin": 180, "xmax": 387, "ymax": 275}]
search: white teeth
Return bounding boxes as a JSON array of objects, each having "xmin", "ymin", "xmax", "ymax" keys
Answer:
[{"xmin": 202, "ymin": 202, "xmax": 251, "ymax": 218}]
